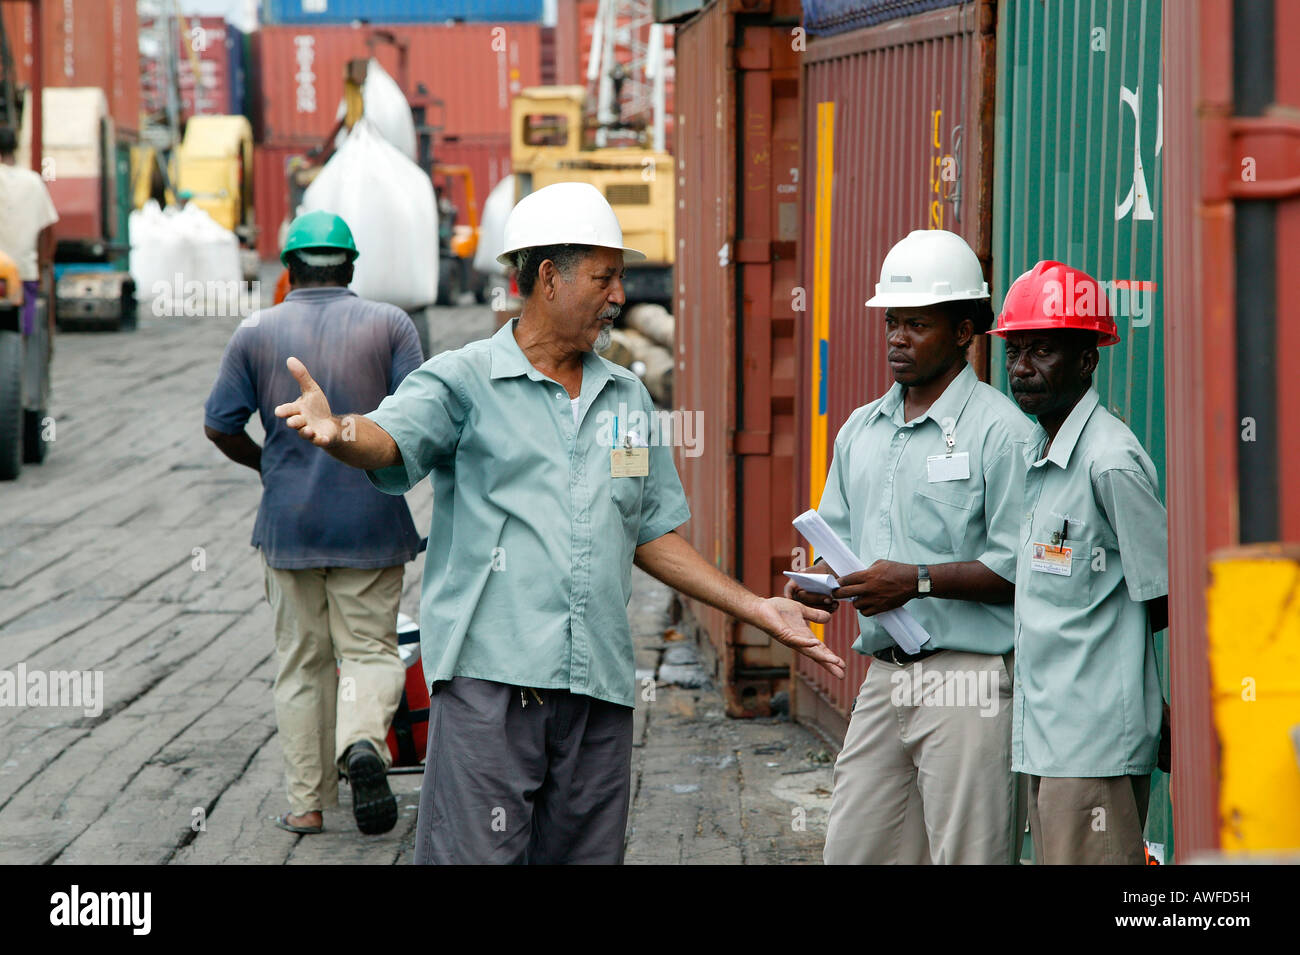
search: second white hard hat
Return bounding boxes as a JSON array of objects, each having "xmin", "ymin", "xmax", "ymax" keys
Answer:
[
  {"xmin": 497, "ymin": 181, "xmax": 646, "ymax": 266},
  {"xmin": 865, "ymin": 229, "xmax": 989, "ymax": 308}
]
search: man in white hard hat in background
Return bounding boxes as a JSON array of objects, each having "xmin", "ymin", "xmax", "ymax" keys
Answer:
[
  {"xmin": 273, "ymin": 181, "xmax": 846, "ymax": 864},
  {"xmin": 786, "ymin": 230, "xmax": 1033, "ymax": 864}
]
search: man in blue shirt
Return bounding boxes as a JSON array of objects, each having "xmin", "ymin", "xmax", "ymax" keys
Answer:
[
  {"xmin": 273, "ymin": 183, "xmax": 845, "ymax": 863},
  {"xmin": 204, "ymin": 212, "xmax": 423, "ymax": 837}
]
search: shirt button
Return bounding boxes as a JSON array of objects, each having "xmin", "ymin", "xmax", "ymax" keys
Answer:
[{"xmin": 555, "ymin": 392, "xmax": 563, "ymax": 399}]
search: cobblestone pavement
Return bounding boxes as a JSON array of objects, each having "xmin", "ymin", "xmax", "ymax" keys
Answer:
[{"xmin": 0, "ymin": 299, "xmax": 833, "ymax": 864}]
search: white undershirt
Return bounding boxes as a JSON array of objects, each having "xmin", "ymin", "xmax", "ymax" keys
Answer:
[{"xmin": 570, "ymin": 396, "xmax": 580, "ymax": 425}]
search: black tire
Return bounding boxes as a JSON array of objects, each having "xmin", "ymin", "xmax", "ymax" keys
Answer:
[
  {"xmin": 0, "ymin": 330, "xmax": 23, "ymax": 480},
  {"xmin": 118, "ymin": 286, "xmax": 138, "ymax": 332},
  {"xmin": 22, "ymin": 408, "xmax": 47, "ymax": 463}
]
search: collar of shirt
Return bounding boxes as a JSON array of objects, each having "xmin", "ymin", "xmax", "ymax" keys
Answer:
[
  {"xmin": 489, "ymin": 317, "xmax": 620, "ymax": 405},
  {"xmin": 867, "ymin": 361, "xmax": 979, "ymax": 434},
  {"xmin": 1024, "ymin": 387, "xmax": 1100, "ymax": 469},
  {"xmin": 284, "ymin": 286, "xmax": 359, "ymax": 303}
]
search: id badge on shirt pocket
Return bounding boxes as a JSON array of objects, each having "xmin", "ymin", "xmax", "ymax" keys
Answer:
[
  {"xmin": 611, "ymin": 447, "xmax": 649, "ymax": 478},
  {"xmin": 1031, "ymin": 542, "xmax": 1072, "ymax": 576},
  {"xmin": 926, "ymin": 451, "xmax": 971, "ymax": 483}
]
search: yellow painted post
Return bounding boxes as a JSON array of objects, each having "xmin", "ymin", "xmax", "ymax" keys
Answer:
[
  {"xmin": 1207, "ymin": 544, "xmax": 1300, "ymax": 851},
  {"xmin": 808, "ymin": 101, "xmax": 834, "ymax": 641}
]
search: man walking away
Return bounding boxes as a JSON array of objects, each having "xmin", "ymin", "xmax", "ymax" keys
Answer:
[
  {"xmin": 788, "ymin": 230, "xmax": 1033, "ymax": 864},
  {"xmin": 993, "ymin": 260, "xmax": 1169, "ymax": 864},
  {"xmin": 203, "ymin": 211, "xmax": 424, "ymax": 836}
]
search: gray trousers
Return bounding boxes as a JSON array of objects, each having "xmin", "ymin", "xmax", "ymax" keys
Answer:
[{"xmin": 414, "ymin": 677, "xmax": 634, "ymax": 865}]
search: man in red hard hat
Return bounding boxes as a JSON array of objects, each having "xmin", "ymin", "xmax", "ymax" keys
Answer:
[{"xmin": 992, "ymin": 260, "xmax": 1169, "ymax": 865}]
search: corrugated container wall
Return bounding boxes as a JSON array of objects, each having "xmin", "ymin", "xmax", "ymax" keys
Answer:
[
  {"xmin": 1, "ymin": 0, "xmax": 142, "ymax": 136},
  {"xmin": 802, "ymin": 0, "xmax": 967, "ymax": 36},
  {"xmin": 253, "ymin": 144, "xmax": 301, "ymax": 260},
  {"xmin": 674, "ymin": 0, "xmax": 803, "ymax": 717},
  {"xmin": 434, "ymin": 134, "xmax": 514, "ymax": 225},
  {"xmin": 256, "ymin": 23, "xmax": 542, "ymax": 145},
  {"xmin": 989, "ymin": 0, "xmax": 1172, "ymax": 861},
  {"xmin": 793, "ymin": 2, "xmax": 994, "ymax": 738},
  {"xmin": 1163, "ymin": 0, "xmax": 1300, "ymax": 857},
  {"xmin": 262, "ymin": 0, "xmax": 547, "ymax": 24}
]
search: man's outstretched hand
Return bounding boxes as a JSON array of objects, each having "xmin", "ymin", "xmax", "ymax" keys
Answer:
[
  {"xmin": 275, "ymin": 357, "xmax": 343, "ymax": 448},
  {"xmin": 752, "ymin": 596, "xmax": 845, "ymax": 679}
]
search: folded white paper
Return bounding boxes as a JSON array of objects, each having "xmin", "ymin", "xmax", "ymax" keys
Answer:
[
  {"xmin": 782, "ymin": 571, "xmax": 844, "ymax": 597},
  {"xmin": 791, "ymin": 509, "xmax": 932, "ymax": 655}
]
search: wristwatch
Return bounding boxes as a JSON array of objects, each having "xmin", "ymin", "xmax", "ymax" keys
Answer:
[{"xmin": 917, "ymin": 564, "xmax": 932, "ymax": 595}]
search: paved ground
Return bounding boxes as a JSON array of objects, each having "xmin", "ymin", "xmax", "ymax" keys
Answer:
[{"xmin": 0, "ymin": 294, "xmax": 834, "ymax": 864}]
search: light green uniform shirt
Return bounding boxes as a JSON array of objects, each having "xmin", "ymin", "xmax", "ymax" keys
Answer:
[
  {"xmin": 1011, "ymin": 388, "xmax": 1168, "ymax": 777},
  {"xmin": 817, "ymin": 363, "xmax": 1034, "ymax": 656},
  {"xmin": 364, "ymin": 319, "xmax": 691, "ymax": 708}
]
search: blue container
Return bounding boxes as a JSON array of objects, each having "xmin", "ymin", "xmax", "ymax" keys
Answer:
[
  {"xmin": 802, "ymin": 0, "xmax": 963, "ymax": 36},
  {"xmin": 262, "ymin": 0, "xmax": 545, "ymax": 24},
  {"xmin": 226, "ymin": 24, "xmax": 247, "ymax": 118}
]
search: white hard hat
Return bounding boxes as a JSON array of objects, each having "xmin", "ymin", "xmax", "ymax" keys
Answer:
[
  {"xmin": 865, "ymin": 229, "xmax": 989, "ymax": 308},
  {"xmin": 497, "ymin": 181, "xmax": 646, "ymax": 266}
]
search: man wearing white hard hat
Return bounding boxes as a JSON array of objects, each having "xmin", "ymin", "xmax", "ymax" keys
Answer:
[
  {"xmin": 274, "ymin": 181, "xmax": 845, "ymax": 863},
  {"xmin": 785, "ymin": 230, "xmax": 1033, "ymax": 864}
]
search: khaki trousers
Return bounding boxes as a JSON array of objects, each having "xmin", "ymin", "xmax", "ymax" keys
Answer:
[
  {"xmin": 1027, "ymin": 774, "xmax": 1151, "ymax": 865},
  {"xmin": 823, "ymin": 650, "xmax": 1022, "ymax": 865},
  {"xmin": 262, "ymin": 557, "xmax": 406, "ymax": 815}
]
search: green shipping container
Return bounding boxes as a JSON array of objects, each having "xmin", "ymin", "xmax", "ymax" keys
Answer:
[{"xmin": 991, "ymin": 0, "xmax": 1171, "ymax": 862}]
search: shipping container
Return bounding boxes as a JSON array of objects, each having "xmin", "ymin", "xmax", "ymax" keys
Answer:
[
  {"xmin": 792, "ymin": 1, "xmax": 995, "ymax": 739},
  {"xmin": 140, "ymin": 16, "xmax": 245, "ymax": 123},
  {"xmin": 433, "ymin": 134, "xmax": 513, "ymax": 226},
  {"xmin": 802, "ymin": 0, "xmax": 966, "ymax": 36},
  {"xmin": 673, "ymin": 0, "xmax": 803, "ymax": 716},
  {"xmin": 988, "ymin": 0, "xmax": 1173, "ymax": 862},
  {"xmin": 262, "ymin": 0, "xmax": 546, "ymax": 25},
  {"xmin": 1163, "ymin": 0, "xmax": 1300, "ymax": 857},
  {"xmin": 252, "ymin": 144, "xmax": 302, "ymax": 260},
  {"xmin": 255, "ymin": 22, "xmax": 542, "ymax": 144},
  {"xmin": 1, "ymin": 0, "xmax": 141, "ymax": 136}
]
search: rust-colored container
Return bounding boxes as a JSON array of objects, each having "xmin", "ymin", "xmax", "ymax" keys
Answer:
[
  {"xmin": 255, "ymin": 22, "xmax": 542, "ymax": 144},
  {"xmin": 140, "ymin": 16, "xmax": 243, "ymax": 122},
  {"xmin": 673, "ymin": 0, "xmax": 803, "ymax": 717},
  {"xmin": 252, "ymin": 144, "xmax": 303, "ymax": 260},
  {"xmin": 2, "ymin": 0, "xmax": 141, "ymax": 135},
  {"xmin": 791, "ymin": 2, "xmax": 996, "ymax": 739},
  {"xmin": 1161, "ymin": 0, "xmax": 1300, "ymax": 858},
  {"xmin": 434, "ymin": 134, "xmax": 513, "ymax": 224}
]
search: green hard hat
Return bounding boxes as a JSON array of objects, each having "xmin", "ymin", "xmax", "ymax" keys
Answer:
[{"xmin": 280, "ymin": 210, "xmax": 359, "ymax": 267}]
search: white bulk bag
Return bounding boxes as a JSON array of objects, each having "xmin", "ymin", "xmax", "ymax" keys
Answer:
[
  {"xmin": 334, "ymin": 59, "xmax": 416, "ymax": 161},
  {"xmin": 302, "ymin": 118, "xmax": 438, "ymax": 311},
  {"xmin": 473, "ymin": 174, "xmax": 517, "ymax": 277}
]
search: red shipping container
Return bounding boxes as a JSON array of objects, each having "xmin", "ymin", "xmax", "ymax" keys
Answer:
[
  {"xmin": 792, "ymin": 3, "xmax": 995, "ymax": 738},
  {"xmin": 1, "ymin": 0, "xmax": 141, "ymax": 136},
  {"xmin": 673, "ymin": 0, "xmax": 803, "ymax": 717},
  {"xmin": 255, "ymin": 22, "xmax": 542, "ymax": 144},
  {"xmin": 434, "ymin": 134, "xmax": 512, "ymax": 225},
  {"xmin": 253, "ymin": 143, "xmax": 304, "ymax": 260},
  {"xmin": 139, "ymin": 15, "xmax": 238, "ymax": 121}
]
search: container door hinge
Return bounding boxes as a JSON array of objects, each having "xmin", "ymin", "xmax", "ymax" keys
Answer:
[{"xmin": 1229, "ymin": 116, "xmax": 1300, "ymax": 199}]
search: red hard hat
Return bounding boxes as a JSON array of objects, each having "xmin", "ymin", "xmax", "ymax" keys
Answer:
[{"xmin": 988, "ymin": 260, "xmax": 1120, "ymax": 346}]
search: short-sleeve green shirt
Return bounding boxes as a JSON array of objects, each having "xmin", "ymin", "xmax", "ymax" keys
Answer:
[
  {"xmin": 363, "ymin": 319, "xmax": 691, "ymax": 708},
  {"xmin": 817, "ymin": 363, "xmax": 1034, "ymax": 656},
  {"xmin": 1011, "ymin": 388, "xmax": 1168, "ymax": 777}
]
